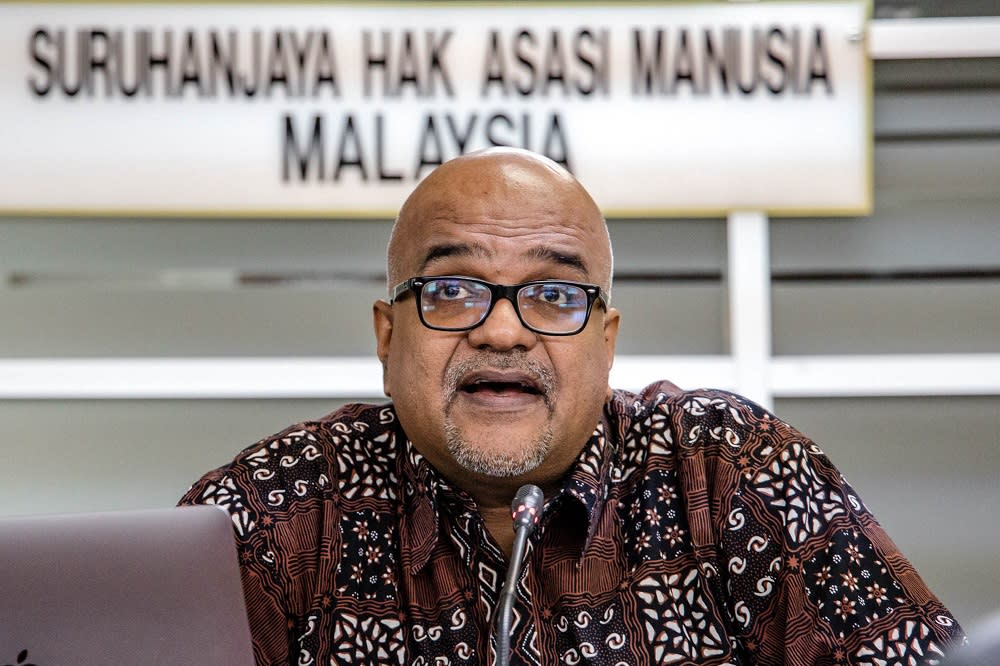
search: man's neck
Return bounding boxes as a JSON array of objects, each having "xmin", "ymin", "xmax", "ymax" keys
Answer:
[
  {"xmin": 463, "ymin": 477, "xmax": 548, "ymax": 560},
  {"xmin": 479, "ymin": 504, "xmax": 518, "ymax": 560}
]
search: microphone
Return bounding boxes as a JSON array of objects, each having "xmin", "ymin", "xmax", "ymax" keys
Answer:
[{"xmin": 494, "ymin": 484, "xmax": 544, "ymax": 666}]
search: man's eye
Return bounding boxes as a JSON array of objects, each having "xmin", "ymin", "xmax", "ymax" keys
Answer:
[
  {"xmin": 431, "ymin": 281, "xmax": 471, "ymax": 300},
  {"xmin": 540, "ymin": 287, "xmax": 567, "ymax": 304}
]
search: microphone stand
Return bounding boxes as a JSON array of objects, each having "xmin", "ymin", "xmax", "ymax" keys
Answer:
[{"xmin": 494, "ymin": 484, "xmax": 543, "ymax": 666}]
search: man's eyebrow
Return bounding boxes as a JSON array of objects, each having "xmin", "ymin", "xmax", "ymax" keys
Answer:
[
  {"xmin": 419, "ymin": 243, "xmax": 489, "ymax": 272},
  {"xmin": 523, "ymin": 246, "xmax": 589, "ymax": 276}
]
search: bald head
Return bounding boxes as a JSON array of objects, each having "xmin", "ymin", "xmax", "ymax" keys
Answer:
[{"xmin": 386, "ymin": 148, "xmax": 613, "ymax": 297}]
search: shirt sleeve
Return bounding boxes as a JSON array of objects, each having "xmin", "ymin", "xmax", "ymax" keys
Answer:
[
  {"xmin": 178, "ymin": 424, "xmax": 334, "ymax": 666},
  {"xmin": 671, "ymin": 390, "xmax": 965, "ymax": 665}
]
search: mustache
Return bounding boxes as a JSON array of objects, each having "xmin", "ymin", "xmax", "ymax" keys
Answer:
[{"xmin": 444, "ymin": 352, "xmax": 556, "ymax": 404}]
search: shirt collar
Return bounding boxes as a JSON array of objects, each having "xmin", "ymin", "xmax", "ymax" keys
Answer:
[
  {"xmin": 556, "ymin": 418, "xmax": 614, "ymax": 555},
  {"xmin": 398, "ymin": 437, "xmax": 444, "ymax": 574}
]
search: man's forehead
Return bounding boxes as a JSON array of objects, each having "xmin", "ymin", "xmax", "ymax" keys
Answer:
[
  {"xmin": 397, "ymin": 189, "xmax": 603, "ymax": 252},
  {"xmin": 410, "ymin": 183, "xmax": 569, "ymax": 224},
  {"xmin": 387, "ymin": 149, "xmax": 610, "ymax": 285}
]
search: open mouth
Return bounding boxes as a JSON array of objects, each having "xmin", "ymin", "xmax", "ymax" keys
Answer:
[{"xmin": 458, "ymin": 372, "xmax": 543, "ymax": 397}]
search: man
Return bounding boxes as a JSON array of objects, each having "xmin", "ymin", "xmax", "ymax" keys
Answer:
[{"xmin": 181, "ymin": 148, "xmax": 963, "ymax": 665}]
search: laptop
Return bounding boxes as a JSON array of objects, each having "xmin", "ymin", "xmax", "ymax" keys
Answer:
[{"xmin": 0, "ymin": 505, "xmax": 256, "ymax": 665}]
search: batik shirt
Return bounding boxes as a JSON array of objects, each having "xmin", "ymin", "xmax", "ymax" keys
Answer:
[{"xmin": 180, "ymin": 382, "xmax": 964, "ymax": 665}]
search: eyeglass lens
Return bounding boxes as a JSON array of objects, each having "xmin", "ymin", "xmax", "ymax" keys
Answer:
[{"xmin": 420, "ymin": 278, "xmax": 589, "ymax": 333}]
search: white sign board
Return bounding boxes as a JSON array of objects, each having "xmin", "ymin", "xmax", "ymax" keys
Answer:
[{"xmin": 0, "ymin": 2, "xmax": 871, "ymax": 217}]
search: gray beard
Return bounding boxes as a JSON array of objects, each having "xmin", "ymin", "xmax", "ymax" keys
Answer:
[
  {"xmin": 443, "ymin": 419, "xmax": 554, "ymax": 478},
  {"xmin": 442, "ymin": 351, "xmax": 556, "ymax": 478}
]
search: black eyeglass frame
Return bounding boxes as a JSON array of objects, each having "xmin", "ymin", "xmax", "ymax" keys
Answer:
[{"xmin": 389, "ymin": 275, "xmax": 610, "ymax": 336}]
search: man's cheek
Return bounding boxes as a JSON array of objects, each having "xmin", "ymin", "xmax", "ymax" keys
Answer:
[{"xmin": 400, "ymin": 347, "xmax": 446, "ymax": 405}]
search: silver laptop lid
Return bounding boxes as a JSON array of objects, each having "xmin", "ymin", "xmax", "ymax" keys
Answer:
[{"xmin": 0, "ymin": 505, "xmax": 255, "ymax": 666}]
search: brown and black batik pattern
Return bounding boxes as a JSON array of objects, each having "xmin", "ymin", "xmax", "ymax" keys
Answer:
[{"xmin": 181, "ymin": 383, "xmax": 964, "ymax": 665}]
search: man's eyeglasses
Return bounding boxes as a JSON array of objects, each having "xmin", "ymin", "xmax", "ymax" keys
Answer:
[{"xmin": 389, "ymin": 276, "xmax": 609, "ymax": 336}]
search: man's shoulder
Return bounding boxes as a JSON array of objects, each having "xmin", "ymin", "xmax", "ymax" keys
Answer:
[
  {"xmin": 615, "ymin": 381, "xmax": 770, "ymax": 422},
  {"xmin": 179, "ymin": 401, "xmax": 401, "ymax": 507},
  {"xmin": 613, "ymin": 381, "xmax": 804, "ymax": 455},
  {"xmin": 230, "ymin": 401, "xmax": 398, "ymax": 467}
]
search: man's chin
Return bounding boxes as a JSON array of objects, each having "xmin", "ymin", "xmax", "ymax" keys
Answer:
[
  {"xmin": 450, "ymin": 451, "xmax": 546, "ymax": 479},
  {"xmin": 444, "ymin": 425, "xmax": 552, "ymax": 479}
]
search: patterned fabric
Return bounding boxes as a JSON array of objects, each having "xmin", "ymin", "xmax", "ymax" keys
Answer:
[{"xmin": 180, "ymin": 382, "xmax": 963, "ymax": 665}]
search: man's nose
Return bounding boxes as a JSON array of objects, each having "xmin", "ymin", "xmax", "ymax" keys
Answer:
[{"xmin": 465, "ymin": 297, "xmax": 538, "ymax": 351}]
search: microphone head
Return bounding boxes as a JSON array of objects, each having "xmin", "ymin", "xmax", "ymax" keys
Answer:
[{"xmin": 511, "ymin": 484, "xmax": 544, "ymax": 531}]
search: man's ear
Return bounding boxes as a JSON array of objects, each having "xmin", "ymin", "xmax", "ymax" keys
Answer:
[
  {"xmin": 603, "ymin": 306, "xmax": 621, "ymax": 371},
  {"xmin": 373, "ymin": 300, "xmax": 394, "ymax": 396},
  {"xmin": 603, "ymin": 307, "xmax": 620, "ymax": 402}
]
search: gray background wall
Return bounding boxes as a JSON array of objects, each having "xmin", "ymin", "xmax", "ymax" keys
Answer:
[{"xmin": 2, "ymin": 4, "xmax": 998, "ymax": 631}]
